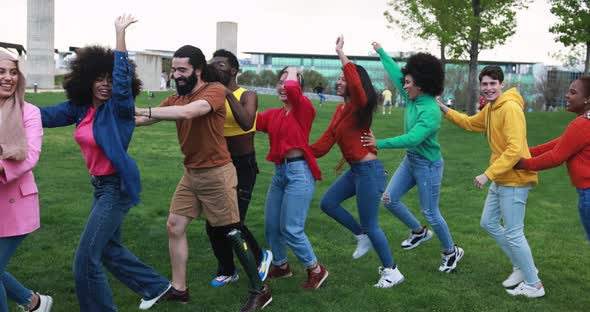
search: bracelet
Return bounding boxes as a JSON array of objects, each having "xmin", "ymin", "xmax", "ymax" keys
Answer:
[{"xmin": 148, "ymin": 107, "xmax": 152, "ymax": 119}]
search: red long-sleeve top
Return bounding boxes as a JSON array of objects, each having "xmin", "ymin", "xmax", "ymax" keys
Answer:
[
  {"xmin": 310, "ymin": 62, "xmax": 377, "ymax": 162},
  {"xmin": 256, "ymin": 80, "xmax": 322, "ymax": 180},
  {"xmin": 521, "ymin": 116, "xmax": 590, "ymax": 189}
]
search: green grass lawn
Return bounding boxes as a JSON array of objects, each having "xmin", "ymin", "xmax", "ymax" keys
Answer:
[{"xmin": 8, "ymin": 91, "xmax": 589, "ymax": 311}]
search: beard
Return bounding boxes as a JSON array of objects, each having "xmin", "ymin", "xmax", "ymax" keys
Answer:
[{"xmin": 175, "ymin": 71, "xmax": 198, "ymax": 96}]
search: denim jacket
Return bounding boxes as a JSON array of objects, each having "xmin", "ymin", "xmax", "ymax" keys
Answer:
[{"xmin": 40, "ymin": 51, "xmax": 141, "ymax": 205}]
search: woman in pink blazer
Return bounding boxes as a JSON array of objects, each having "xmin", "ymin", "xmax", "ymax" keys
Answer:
[{"xmin": 0, "ymin": 52, "xmax": 52, "ymax": 312}]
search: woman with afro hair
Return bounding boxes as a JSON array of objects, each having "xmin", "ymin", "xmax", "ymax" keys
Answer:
[
  {"xmin": 39, "ymin": 15, "xmax": 173, "ymax": 311},
  {"xmin": 362, "ymin": 42, "xmax": 464, "ymax": 274}
]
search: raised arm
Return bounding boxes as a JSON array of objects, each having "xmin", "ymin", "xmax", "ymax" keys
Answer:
[
  {"xmin": 372, "ymin": 41, "xmax": 407, "ymax": 101},
  {"xmin": 112, "ymin": 14, "xmax": 138, "ymax": 117},
  {"xmin": 284, "ymin": 67, "xmax": 315, "ymax": 130},
  {"xmin": 226, "ymin": 88, "xmax": 258, "ymax": 131},
  {"xmin": 337, "ymin": 36, "xmax": 366, "ymax": 110}
]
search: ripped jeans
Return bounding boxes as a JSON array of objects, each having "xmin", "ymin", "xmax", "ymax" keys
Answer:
[{"xmin": 382, "ymin": 152, "xmax": 455, "ymax": 251}]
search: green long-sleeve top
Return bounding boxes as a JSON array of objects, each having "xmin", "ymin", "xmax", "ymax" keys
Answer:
[{"xmin": 375, "ymin": 48, "xmax": 442, "ymax": 162}]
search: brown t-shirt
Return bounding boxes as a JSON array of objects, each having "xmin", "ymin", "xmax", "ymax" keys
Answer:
[{"xmin": 160, "ymin": 82, "xmax": 231, "ymax": 169}]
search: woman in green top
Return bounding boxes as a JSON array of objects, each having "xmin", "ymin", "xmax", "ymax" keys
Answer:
[{"xmin": 362, "ymin": 42, "xmax": 463, "ymax": 273}]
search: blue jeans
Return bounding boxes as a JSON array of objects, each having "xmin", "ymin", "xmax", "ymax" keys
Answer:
[
  {"xmin": 320, "ymin": 159, "xmax": 394, "ymax": 267},
  {"xmin": 383, "ymin": 152, "xmax": 455, "ymax": 251},
  {"xmin": 265, "ymin": 161, "xmax": 317, "ymax": 267},
  {"xmin": 577, "ymin": 187, "xmax": 590, "ymax": 240},
  {"xmin": 74, "ymin": 175, "xmax": 170, "ymax": 312},
  {"xmin": 481, "ymin": 182, "xmax": 540, "ymax": 285},
  {"xmin": 0, "ymin": 235, "xmax": 32, "ymax": 312}
]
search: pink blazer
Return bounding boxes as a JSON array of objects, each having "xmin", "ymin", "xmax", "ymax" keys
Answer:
[{"xmin": 0, "ymin": 103, "xmax": 43, "ymax": 237}]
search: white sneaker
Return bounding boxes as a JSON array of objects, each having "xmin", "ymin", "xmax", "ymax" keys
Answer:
[
  {"xmin": 374, "ymin": 266, "xmax": 404, "ymax": 288},
  {"xmin": 25, "ymin": 294, "xmax": 53, "ymax": 312},
  {"xmin": 352, "ymin": 234, "xmax": 373, "ymax": 259},
  {"xmin": 506, "ymin": 282, "xmax": 545, "ymax": 298},
  {"xmin": 139, "ymin": 283, "xmax": 172, "ymax": 310},
  {"xmin": 438, "ymin": 245, "xmax": 464, "ymax": 273},
  {"xmin": 502, "ymin": 268, "xmax": 540, "ymax": 288},
  {"xmin": 401, "ymin": 227, "xmax": 433, "ymax": 250}
]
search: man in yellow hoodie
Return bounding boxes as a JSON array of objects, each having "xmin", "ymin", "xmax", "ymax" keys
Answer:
[{"xmin": 437, "ymin": 65, "xmax": 544, "ymax": 298}]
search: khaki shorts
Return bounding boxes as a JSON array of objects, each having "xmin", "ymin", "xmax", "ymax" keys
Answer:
[{"xmin": 169, "ymin": 162, "xmax": 240, "ymax": 226}]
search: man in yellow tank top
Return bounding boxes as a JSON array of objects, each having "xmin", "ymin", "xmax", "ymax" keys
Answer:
[{"xmin": 208, "ymin": 49, "xmax": 273, "ymax": 305}]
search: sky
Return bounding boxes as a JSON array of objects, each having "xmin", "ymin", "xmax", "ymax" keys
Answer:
[{"xmin": 0, "ymin": 0, "xmax": 567, "ymax": 65}]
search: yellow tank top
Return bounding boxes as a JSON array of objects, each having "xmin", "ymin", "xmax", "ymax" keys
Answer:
[{"xmin": 224, "ymin": 87, "xmax": 257, "ymax": 137}]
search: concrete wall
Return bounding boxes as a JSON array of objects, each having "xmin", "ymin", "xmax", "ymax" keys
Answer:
[
  {"xmin": 216, "ymin": 22, "xmax": 238, "ymax": 55},
  {"xmin": 26, "ymin": 0, "xmax": 55, "ymax": 88},
  {"xmin": 134, "ymin": 53, "xmax": 162, "ymax": 92}
]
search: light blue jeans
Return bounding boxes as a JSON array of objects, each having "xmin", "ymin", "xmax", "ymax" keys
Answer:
[
  {"xmin": 265, "ymin": 160, "xmax": 318, "ymax": 267},
  {"xmin": 383, "ymin": 151, "xmax": 455, "ymax": 251},
  {"xmin": 320, "ymin": 159, "xmax": 394, "ymax": 267},
  {"xmin": 0, "ymin": 235, "xmax": 33, "ymax": 312},
  {"xmin": 480, "ymin": 182, "xmax": 540, "ymax": 285}
]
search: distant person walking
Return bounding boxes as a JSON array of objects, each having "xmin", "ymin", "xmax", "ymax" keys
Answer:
[
  {"xmin": 0, "ymin": 52, "xmax": 52, "ymax": 312},
  {"xmin": 381, "ymin": 88, "xmax": 393, "ymax": 115},
  {"xmin": 314, "ymin": 82, "xmax": 327, "ymax": 107}
]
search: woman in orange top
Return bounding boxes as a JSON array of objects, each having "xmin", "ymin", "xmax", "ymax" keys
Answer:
[{"xmin": 311, "ymin": 36, "xmax": 401, "ymax": 288}]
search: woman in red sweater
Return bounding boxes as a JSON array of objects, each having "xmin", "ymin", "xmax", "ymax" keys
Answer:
[
  {"xmin": 310, "ymin": 36, "xmax": 401, "ymax": 288},
  {"xmin": 255, "ymin": 66, "xmax": 328, "ymax": 290},
  {"xmin": 516, "ymin": 76, "xmax": 590, "ymax": 239}
]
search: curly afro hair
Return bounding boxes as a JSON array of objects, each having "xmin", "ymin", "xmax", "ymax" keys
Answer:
[
  {"xmin": 401, "ymin": 53, "xmax": 444, "ymax": 97},
  {"xmin": 63, "ymin": 45, "xmax": 142, "ymax": 106}
]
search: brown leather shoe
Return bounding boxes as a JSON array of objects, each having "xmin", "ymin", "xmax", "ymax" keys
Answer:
[
  {"xmin": 267, "ymin": 264, "xmax": 293, "ymax": 279},
  {"xmin": 158, "ymin": 286, "xmax": 190, "ymax": 304},
  {"xmin": 302, "ymin": 264, "xmax": 328, "ymax": 289},
  {"xmin": 239, "ymin": 285, "xmax": 272, "ymax": 312}
]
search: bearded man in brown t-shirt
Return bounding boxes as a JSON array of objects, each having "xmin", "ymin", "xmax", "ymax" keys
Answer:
[{"xmin": 135, "ymin": 45, "xmax": 271, "ymax": 312}]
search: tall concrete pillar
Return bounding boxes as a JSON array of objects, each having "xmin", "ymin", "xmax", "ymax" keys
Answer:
[
  {"xmin": 26, "ymin": 0, "xmax": 55, "ymax": 88},
  {"xmin": 216, "ymin": 22, "xmax": 238, "ymax": 55}
]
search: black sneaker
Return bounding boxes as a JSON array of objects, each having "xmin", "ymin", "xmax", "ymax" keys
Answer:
[
  {"xmin": 400, "ymin": 227, "xmax": 433, "ymax": 250},
  {"xmin": 438, "ymin": 245, "xmax": 464, "ymax": 273},
  {"xmin": 240, "ymin": 285, "xmax": 272, "ymax": 312}
]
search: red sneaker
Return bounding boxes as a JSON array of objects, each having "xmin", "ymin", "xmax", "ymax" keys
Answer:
[
  {"xmin": 302, "ymin": 264, "xmax": 328, "ymax": 289},
  {"xmin": 267, "ymin": 264, "xmax": 293, "ymax": 279}
]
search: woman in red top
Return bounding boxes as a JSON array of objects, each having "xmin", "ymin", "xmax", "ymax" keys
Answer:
[
  {"xmin": 516, "ymin": 76, "xmax": 590, "ymax": 240},
  {"xmin": 310, "ymin": 36, "xmax": 401, "ymax": 288},
  {"xmin": 255, "ymin": 66, "xmax": 328, "ymax": 290}
]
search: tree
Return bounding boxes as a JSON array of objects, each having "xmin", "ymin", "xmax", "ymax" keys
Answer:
[
  {"xmin": 255, "ymin": 70, "xmax": 277, "ymax": 88},
  {"xmin": 384, "ymin": 0, "xmax": 459, "ymax": 66},
  {"xmin": 302, "ymin": 70, "xmax": 328, "ymax": 93},
  {"xmin": 549, "ymin": 0, "xmax": 590, "ymax": 75},
  {"xmin": 384, "ymin": 0, "xmax": 529, "ymax": 115},
  {"xmin": 237, "ymin": 71, "xmax": 257, "ymax": 86}
]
